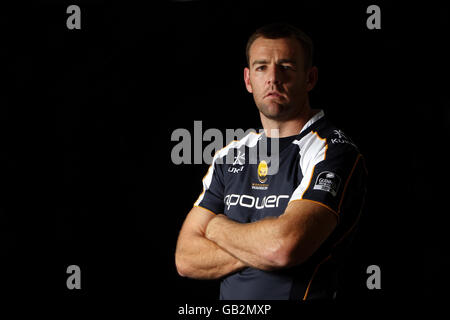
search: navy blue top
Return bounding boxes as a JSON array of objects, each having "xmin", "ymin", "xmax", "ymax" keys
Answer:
[{"xmin": 194, "ymin": 111, "xmax": 367, "ymax": 300}]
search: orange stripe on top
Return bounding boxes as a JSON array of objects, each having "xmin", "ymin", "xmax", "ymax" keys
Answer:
[
  {"xmin": 302, "ymin": 254, "xmax": 332, "ymax": 300},
  {"xmin": 307, "ymin": 181, "xmax": 367, "ymax": 302},
  {"xmin": 302, "ymin": 153, "xmax": 366, "ymax": 300},
  {"xmin": 303, "ymin": 155, "xmax": 367, "ymax": 300},
  {"xmin": 193, "ymin": 205, "xmax": 217, "ymax": 216},
  {"xmin": 331, "ymin": 192, "xmax": 366, "ymax": 249},
  {"xmin": 337, "ymin": 153, "xmax": 362, "ymax": 214}
]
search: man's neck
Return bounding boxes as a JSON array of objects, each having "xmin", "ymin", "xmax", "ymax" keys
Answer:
[{"xmin": 261, "ymin": 107, "xmax": 320, "ymax": 138}]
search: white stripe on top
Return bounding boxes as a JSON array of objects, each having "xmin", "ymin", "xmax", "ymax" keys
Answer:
[{"xmin": 194, "ymin": 131, "xmax": 262, "ymax": 206}]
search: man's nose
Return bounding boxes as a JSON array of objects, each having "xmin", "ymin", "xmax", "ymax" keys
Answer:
[{"xmin": 266, "ymin": 65, "xmax": 282, "ymax": 85}]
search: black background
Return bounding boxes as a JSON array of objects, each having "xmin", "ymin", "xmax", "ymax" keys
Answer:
[{"xmin": 1, "ymin": 0, "xmax": 449, "ymax": 314}]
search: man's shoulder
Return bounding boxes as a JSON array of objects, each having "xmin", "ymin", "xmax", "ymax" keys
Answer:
[
  {"xmin": 212, "ymin": 131, "xmax": 262, "ymax": 165},
  {"xmin": 313, "ymin": 117, "xmax": 361, "ymax": 153},
  {"xmin": 293, "ymin": 117, "xmax": 361, "ymax": 170}
]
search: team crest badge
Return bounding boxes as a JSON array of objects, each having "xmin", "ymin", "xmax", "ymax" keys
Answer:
[{"xmin": 257, "ymin": 160, "xmax": 268, "ymax": 183}]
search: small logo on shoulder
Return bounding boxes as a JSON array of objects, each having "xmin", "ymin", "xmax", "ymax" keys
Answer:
[
  {"xmin": 331, "ymin": 129, "xmax": 357, "ymax": 148},
  {"xmin": 233, "ymin": 150, "xmax": 245, "ymax": 166},
  {"xmin": 228, "ymin": 151, "xmax": 245, "ymax": 174},
  {"xmin": 313, "ymin": 171, "xmax": 341, "ymax": 196}
]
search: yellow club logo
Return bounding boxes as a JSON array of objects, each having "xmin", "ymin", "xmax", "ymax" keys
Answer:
[{"xmin": 257, "ymin": 160, "xmax": 268, "ymax": 183}]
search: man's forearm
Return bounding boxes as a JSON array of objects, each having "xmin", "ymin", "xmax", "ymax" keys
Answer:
[
  {"xmin": 205, "ymin": 215, "xmax": 285, "ymax": 271},
  {"xmin": 175, "ymin": 232, "xmax": 246, "ymax": 280}
]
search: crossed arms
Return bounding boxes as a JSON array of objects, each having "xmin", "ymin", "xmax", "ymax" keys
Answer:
[{"xmin": 175, "ymin": 199, "xmax": 338, "ymax": 279}]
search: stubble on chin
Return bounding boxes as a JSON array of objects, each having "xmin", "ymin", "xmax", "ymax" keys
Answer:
[{"xmin": 257, "ymin": 100, "xmax": 295, "ymax": 121}]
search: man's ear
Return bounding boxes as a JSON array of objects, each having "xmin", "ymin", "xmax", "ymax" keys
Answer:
[
  {"xmin": 306, "ymin": 66, "xmax": 318, "ymax": 92},
  {"xmin": 244, "ymin": 67, "xmax": 253, "ymax": 93}
]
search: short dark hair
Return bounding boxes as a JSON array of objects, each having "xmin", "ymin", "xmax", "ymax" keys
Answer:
[{"xmin": 245, "ymin": 23, "xmax": 314, "ymax": 70}]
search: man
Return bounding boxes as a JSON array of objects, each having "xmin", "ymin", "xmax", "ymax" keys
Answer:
[{"xmin": 175, "ymin": 23, "xmax": 367, "ymax": 300}]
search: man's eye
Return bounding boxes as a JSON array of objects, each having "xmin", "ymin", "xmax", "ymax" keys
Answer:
[
  {"xmin": 256, "ymin": 66, "xmax": 266, "ymax": 71},
  {"xmin": 281, "ymin": 65, "xmax": 293, "ymax": 70}
]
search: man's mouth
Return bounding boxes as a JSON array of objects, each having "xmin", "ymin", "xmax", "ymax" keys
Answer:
[{"xmin": 265, "ymin": 91, "xmax": 284, "ymax": 99}]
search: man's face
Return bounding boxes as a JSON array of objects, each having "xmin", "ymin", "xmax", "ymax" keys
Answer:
[{"xmin": 244, "ymin": 37, "xmax": 317, "ymax": 121}]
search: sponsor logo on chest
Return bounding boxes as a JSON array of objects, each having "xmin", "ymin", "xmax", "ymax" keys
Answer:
[{"xmin": 224, "ymin": 194, "xmax": 290, "ymax": 210}]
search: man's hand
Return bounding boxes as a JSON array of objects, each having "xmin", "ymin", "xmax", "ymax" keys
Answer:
[
  {"xmin": 205, "ymin": 214, "xmax": 228, "ymax": 242},
  {"xmin": 204, "ymin": 212, "xmax": 282, "ymax": 270},
  {"xmin": 175, "ymin": 207, "xmax": 247, "ymax": 279}
]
